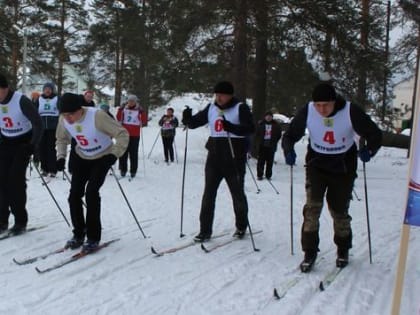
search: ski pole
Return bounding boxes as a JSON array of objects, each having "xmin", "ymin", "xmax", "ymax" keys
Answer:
[
  {"xmin": 140, "ymin": 124, "xmax": 146, "ymax": 175},
  {"xmin": 179, "ymin": 127, "xmax": 188, "ymax": 237},
  {"xmin": 290, "ymin": 165, "xmax": 294, "ymax": 255},
  {"xmin": 363, "ymin": 162, "xmax": 373, "ymax": 264},
  {"xmin": 173, "ymin": 139, "xmax": 179, "ymax": 164},
  {"xmin": 110, "ymin": 167, "xmax": 147, "ymax": 239},
  {"xmin": 353, "ymin": 188, "xmax": 362, "ymax": 201},
  {"xmin": 267, "ymin": 178, "xmax": 280, "ymax": 195},
  {"xmin": 33, "ymin": 164, "xmax": 71, "ymax": 227},
  {"xmin": 245, "ymin": 160, "xmax": 261, "ymax": 193},
  {"xmin": 147, "ymin": 129, "xmax": 160, "ymax": 159},
  {"xmin": 227, "ymin": 133, "xmax": 259, "ymax": 252}
]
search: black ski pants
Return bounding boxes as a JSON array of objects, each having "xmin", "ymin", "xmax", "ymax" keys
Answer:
[
  {"xmin": 68, "ymin": 154, "xmax": 111, "ymax": 242},
  {"xmin": 257, "ymin": 146, "xmax": 275, "ymax": 179},
  {"xmin": 161, "ymin": 136, "xmax": 174, "ymax": 162},
  {"xmin": 119, "ymin": 136, "xmax": 140, "ymax": 175},
  {"xmin": 199, "ymin": 154, "xmax": 249, "ymax": 235},
  {"xmin": 301, "ymin": 166, "xmax": 356, "ymax": 253},
  {"xmin": 39, "ymin": 129, "xmax": 57, "ymax": 174},
  {"xmin": 0, "ymin": 144, "xmax": 31, "ymax": 227}
]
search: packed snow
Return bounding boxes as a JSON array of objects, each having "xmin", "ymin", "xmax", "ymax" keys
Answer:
[{"xmin": 0, "ymin": 94, "xmax": 418, "ymax": 315}]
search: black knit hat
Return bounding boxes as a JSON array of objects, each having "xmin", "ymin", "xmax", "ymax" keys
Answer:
[
  {"xmin": 43, "ymin": 82, "xmax": 55, "ymax": 93},
  {"xmin": 264, "ymin": 111, "xmax": 273, "ymax": 117},
  {"xmin": 214, "ymin": 81, "xmax": 234, "ymax": 95},
  {"xmin": 0, "ymin": 74, "xmax": 8, "ymax": 88},
  {"xmin": 312, "ymin": 83, "xmax": 336, "ymax": 102},
  {"xmin": 60, "ymin": 93, "xmax": 83, "ymax": 113}
]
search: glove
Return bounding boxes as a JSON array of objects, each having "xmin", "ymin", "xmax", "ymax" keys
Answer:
[
  {"xmin": 285, "ymin": 150, "xmax": 296, "ymax": 166},
  {"xmin": 221, "ymin": 118, "xmax": 235, "ymax": 132},
  {"xmin": 56, "ymin": 158, "xmax": 66, "ymax": 171},
  {"xmin": 182, "ymin": 107, "xmax": 192, "ymax": 125},
  {"xmin": 358, "ymin": 147, "xmax": 371, "ymax": 163},
  {"xmin": 102, "ymin": 154, "xmax": 117, "ymax": 168}
]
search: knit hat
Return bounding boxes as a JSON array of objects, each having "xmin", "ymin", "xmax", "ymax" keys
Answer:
[
  {"xmin": 127, "ymin": 95, "xmax": 138, "ymax": 102},
  {"xmin": 60, "ymin": 93, "xmax": 83, "ymax": 113},
  {"xmin": 312, "ymin": 83, "xmax": 336, "ymax": 102},
  {"xmin": 43, "ymin": 82, "xmax": 55, "ymax": 93},
  {"xmin": 264, "ymin": 111, "xmax": 273, "ymax": 117},
  {"xmin": 0, "ymin": 74, "xmax": 8, "ymax": 88},
  {"xmin": 214, "ymin": 81, "xmax": 234, "ymax": 95}
]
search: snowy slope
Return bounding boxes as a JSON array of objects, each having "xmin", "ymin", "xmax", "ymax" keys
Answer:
[{"xmin": 0, "ymin": 95, "xmax": 418, "ymax": 315}]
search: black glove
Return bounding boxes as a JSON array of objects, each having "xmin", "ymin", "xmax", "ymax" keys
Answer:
[
  {"xmin": 285, "ymin": 150, "xmax": 296, "ymax": 166},
  {"xmin": 102, "ymin": 154, "xmax": 117, "ymax": 168},
  {"xmin": 56, "ymin": 158, "xmax": 66, "ymax": 171},
  {"xmin": 358, "ymin": 147, "xmax": 371, "ymax": 163},
  {"xmin": 221, "ymin": 118, "xmax": 235, "ymax": 132},
  {"xmin": 182, "ymin": 107, "xmax": 192, "ymax": 125}
]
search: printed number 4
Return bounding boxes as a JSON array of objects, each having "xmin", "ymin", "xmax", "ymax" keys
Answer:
[{"xmin": 323, "ymin": 131, "xmax": 336, "ymax": 144}]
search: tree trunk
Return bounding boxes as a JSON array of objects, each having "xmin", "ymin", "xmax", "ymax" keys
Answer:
[
  {"xmin": 356, "ymin": 0, "xmax": 369, "ymax": 108},
  {"xmin": 57, "ymin": 0, "xmax": 66, "ymax": 95},
  {"xmin": 232, "ymin": 0, "xmax": 247, "ymax": 101},
  {"xmin": 251, "ymin": 0, "xmax": 268, "ymax": 156}
]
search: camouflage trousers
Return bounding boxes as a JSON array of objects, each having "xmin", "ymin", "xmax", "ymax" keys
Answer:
[{"xmin": 301, "ymin": 166, "xmax": 356, "ymax": 253}]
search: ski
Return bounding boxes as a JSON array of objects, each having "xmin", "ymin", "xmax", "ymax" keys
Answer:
[
  {"xmin": 319, "ymin": 267, "xmax": 344, "ymax": 291},
  {"xmin": 0, "ymin": 226, "xmax": 46, "ymax": 241},
  {"xmin": 151, "ymin": 231, "xmax": 231, "ymax": 257},
  {"xmin": 200, "ymin": 230, "xmax": 263, "ymax": 253},
  {"xmin": 13, "ymin": 246, "xmax": 68, "ymax": 265},
  {"xmin": 273, "ymin": 276, "xmax": 302, "ymax": 300},
  {"xmin": 35, "ymin": 239, "xmax": 120, "ymax": 274}
]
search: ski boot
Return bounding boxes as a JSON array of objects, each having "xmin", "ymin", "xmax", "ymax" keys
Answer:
[
  {"xmin": 65, "ymin": 236, "xmax": 84, "ymax": 249},
  {"xmin": 193, "ymin": 232, "xmax": 211, "ymax": 243},
  {"xmin": 300, "ymin": 251, "xmax": 317, "ymax": 273},
  {"xmin": 336, "ymin": 249, "xmax": 349, "ymax": 268},
  {"xmin": 82, "ymin": 240, "xmax": 99, "ymax": 253},
  {"xmin": 8, "ymin": 224, "xmax": 27, "ymax": 236},
  {"xmin": 232, "ymin": 229, "xmax": 246, "ymax": 239}
]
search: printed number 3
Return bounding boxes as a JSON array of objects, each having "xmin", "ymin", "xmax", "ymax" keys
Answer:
[
  {"xmin": 323, "ymin": 131, "xmax": 336, "ymax": 144},
  {"xmin": 3, "ymin": 117, "xmax": 13, "ymax": 128}
]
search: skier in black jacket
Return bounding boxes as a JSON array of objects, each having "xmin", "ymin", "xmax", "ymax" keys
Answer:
[
  {"xmin": 182, "ymin": 81, "xmax": 255, "ymax": 242},
  {"xmin": 0, "ymin": 74, "xmax": 43, "ymax": 234},
  {"xmin": 281, "ymin": 83, "xmax": 382, "ymax": 272},
  {"xmin": 255, "ymin": 111, "xmax": 282, "ymax": 180}
]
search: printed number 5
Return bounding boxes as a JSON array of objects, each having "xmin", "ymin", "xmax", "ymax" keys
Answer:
[
  {"xmin": 76, "ymin": 135, "xmax": 89, "ymax": 146},
  {"xmin": 323, "ymin": 131, "xmax": 336, "ymax": 144}
]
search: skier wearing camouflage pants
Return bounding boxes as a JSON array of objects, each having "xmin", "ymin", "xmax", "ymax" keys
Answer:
[{"xmin": 282, "ymin": 83, "xmax": 382, "ymax": 272}]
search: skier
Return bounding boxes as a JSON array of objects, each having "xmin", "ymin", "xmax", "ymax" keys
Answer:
[
  {"xmin": 182, "ymin": 81, "xmax": 255, "ymax": 242},
  {"xmin": 0, "ymin": 73, "xmax": 43, "ymax": 234},
  {"xmin": 158, "ymin": 107, "xmax": 179, "ymax": 163},
  {"xmin": 34, "ymin": 82, "xmax": 60, "ymax": 177},
  {"xmin": 281, "ymin": 83, "xmax": 382, "ymax": 272},
  {"xmin": 55, "ymin": 93, "xmax": 129, "ymax": 252},
  {"xmin": 116, "ymin": 95, "xmax": 143, "ymax": 178},
  {"xmin": 255, "ymin": 111, "xmax": 282, "ymax": 180}
]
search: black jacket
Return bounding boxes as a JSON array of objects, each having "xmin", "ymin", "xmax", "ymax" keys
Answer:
[
  {"xmin": 255, "ymin": 119, "xmax": 282, "ymax": 151},
  {"xmin": 281, "ymin": 96, "xmax": 382, "ymax": 174},
  {"xmin": 158, "ymin": 115, "xmax": 179, "ymax": 138},
  {"xmin": 186, "ymin": 97, "xmax": 254, "ymax": 160}
]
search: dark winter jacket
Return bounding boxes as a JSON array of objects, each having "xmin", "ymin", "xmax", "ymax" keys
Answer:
[
  {"xmin": 34, "ymin": 93, "xmax": 60, "ymax": 130},
  {"xmin": 186, "ymin": 97, "xmax": 254, "ymax": 160},
  {"xmin": 158, "ymin": 115, "xmax": 179, "ymax": 138},
  {"xmin": 0, "ymin": 90, "xmax": 43, "ymax": 147},
  {"xmin": 281, "ymin": 96, "xmax": 382, "ymax": 174},
  {"xmin": 255, "ymin": 119, "xmax": 282, "ymax": 151}
]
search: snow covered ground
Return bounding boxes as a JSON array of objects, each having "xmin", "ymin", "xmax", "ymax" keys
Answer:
[{"xmin": 0, "ymin": 95, "xmax": 418, "ymax": 315}]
